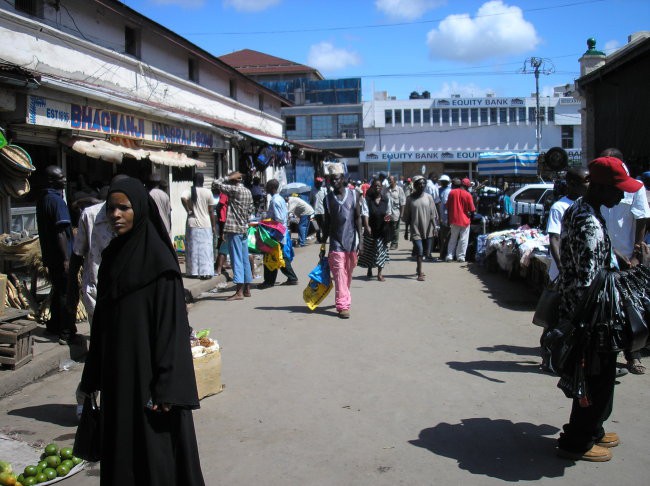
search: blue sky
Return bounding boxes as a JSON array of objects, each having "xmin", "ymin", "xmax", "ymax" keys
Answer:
[{"xmin": 122, "ymin": 0, "xmax": 650, "ymax": 101}]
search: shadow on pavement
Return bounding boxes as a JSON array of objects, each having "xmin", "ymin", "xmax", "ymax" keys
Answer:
[
  {"xmin": 477, "ymin": 344, "xmax": 541, "ymax": 357},
  {"xmin": 447, "ymin": 359, "xmax": 542, "ymax": 383},
  {"xmin": 409, "ymin": 418, "xmax": 567, "ymax": 481},
  {"xmin": 8, "ymin": 404, "xmax": 78, "ymax": 427},
  {"xmin": 255, "ymin": 305, "xmax": 339, "ymax": 317},
  {"xmin": 466, "ymin": 263, "xmax": 539, "ymax": 311}
]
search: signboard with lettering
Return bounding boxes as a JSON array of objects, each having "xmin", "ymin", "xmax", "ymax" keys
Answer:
[
  {"xmin": 26, "ymin": 95, "xmax": 215, "ymax": 149},
  {"xmin": 435, "ymin": 97, "xmax": 527, "ymax": 107},
  {"xmin": 360, "ymin": 149, "xmax": 583, "ymax": 164}
]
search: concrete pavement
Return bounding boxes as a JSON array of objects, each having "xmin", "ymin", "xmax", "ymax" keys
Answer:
[{"xmin": 1, "ymin": 244, "xmax": 649, "ymax": 485}]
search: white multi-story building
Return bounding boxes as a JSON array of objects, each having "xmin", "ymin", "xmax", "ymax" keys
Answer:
[{"xmin": 362, "ymin": 88, "xmax": 582, "ymax": 179}]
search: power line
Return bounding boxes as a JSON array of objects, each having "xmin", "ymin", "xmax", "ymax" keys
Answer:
[{"xmin": 182, "ymin": 0, "xmax": 606, "ymax": 36}]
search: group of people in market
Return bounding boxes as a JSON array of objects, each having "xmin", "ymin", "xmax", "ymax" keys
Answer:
[{"xmin": 32, "ymin": 146, "xmax": 650, "ymax": 484}]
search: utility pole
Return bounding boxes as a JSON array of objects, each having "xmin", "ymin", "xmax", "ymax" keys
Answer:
[{"xmin": 522, "ymin": 57, "xmax": 555, "ymax": 154}]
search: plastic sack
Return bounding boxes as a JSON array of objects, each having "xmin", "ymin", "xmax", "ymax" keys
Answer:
[
  {"xmin": 263, "ymin": 244, "xmax": 285, "ymax": 271},
  {"xmin": 303, "ymin": 280, "xmax": 333, "ymax": 311},
  {"xmin": 247, "ymin": 226, "xmax": 260, "ymax": 254},
  {"xmin": 259, "ymin": 218, "xmax": 287, "ymax": 237},
  {"xmin": 308, "ymin": 257, "xmax": 331, "ymax": 287},
  {"xmin": 284, "ymin": 233, "xmax": 294, "ymax": 262}
]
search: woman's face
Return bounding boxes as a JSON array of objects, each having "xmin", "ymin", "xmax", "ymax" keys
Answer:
[
  {"xmin": 107, "ymin": 192, "xmax": 135, "ymax": 235},
  {"xmin": 372, "ymin": 180, "xmax": 382, "ymax": 194}
]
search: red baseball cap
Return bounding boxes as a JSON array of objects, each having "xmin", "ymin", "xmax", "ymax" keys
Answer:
[
  {"xmin": 588, "ymin": 156, "xmax": 642, "ymax": 193},
  {"xmin": 461, "ymin": 178, "xmax": 472, "ymax": 187}
]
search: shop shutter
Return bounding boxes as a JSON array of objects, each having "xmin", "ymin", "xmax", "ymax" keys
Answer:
[{"xmin": 9, "ymin": 126, "xmax": 59, "ymax": 147}]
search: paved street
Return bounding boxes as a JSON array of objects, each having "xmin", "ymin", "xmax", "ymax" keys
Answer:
[{"xmin": 1, "ymin": 244, "xmax": 649, "ymax": 485}]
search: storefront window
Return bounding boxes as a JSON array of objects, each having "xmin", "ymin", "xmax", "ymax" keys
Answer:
[
  {"xmin": 509, "ymin": 107, "xmax": 517, "ymax": 124},
  {"xmin": 499, "ymin": 108, "xmax": 507, "ymax": 124},
  {"xmin": 489, "ymin": 108, "xmax": 497, "ymax": 124},
  {"xmin": 480, "ymin": 108, "xmax": 488, "ymax": 124},
  {"xmin": 394, "ymin": 109, "xmax": 402, "ymax": 124},
  {"xmin": 414, "ymin": 109, "xmax": 421, "ymax": 124},
  {"xmin": 404, "ymin": 109, "xmax": 411, "ymax": 125},
  {"xmin": 451, "ymin": 109, "xmax": 459, "ymax": 124},
  {"xmin": 519, "ymin": 107, "xmax": 527, "ymax": 122},
  {"xmin": 441, "ymin": 109, "xmax": 449, "ymax": 124},
  {"xmin": 423, "ymin": 109, "xmax": 431, "ymax": 124},
  {"xmin": 460, "ymin": 109, "xmax": 468, "ymax": 124},
  {"xmin": 470, "ymin": 109, "xmax": 478, "ymax": 124},
  {"xmin": 311, "ymin": 115, "xmax": 335, "ymax": 139}
]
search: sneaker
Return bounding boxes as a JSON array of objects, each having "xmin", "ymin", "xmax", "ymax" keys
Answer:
[
  {"xmin": 457, "ymin": 258, "xmax": 466, "ymax": 263},
  {"xmin": 281, "ymin": 280, "xmax": 299, "ymax": 286},
  {"xmin": 596, "ymin": 432, "xmax": 620, "ymax": 448},
  {"xmin": 557, "ymin": 444, "xmax": 612, "ymax": 462},
  {"xmin": 338, "ymin": 309, "xmax": 350, "ymax": 319},
  {"xmin": 616, "ymin": 367, "xmax": 629, "ymax": 378},
  {"xmin": 445, "ymin": 257, "xmax": 453, "ymax": 262}
]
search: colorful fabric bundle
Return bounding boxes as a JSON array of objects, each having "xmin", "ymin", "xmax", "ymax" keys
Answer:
[{"xmin": 263, "ymin": 244, "xmax": 285, "ymax": 271}]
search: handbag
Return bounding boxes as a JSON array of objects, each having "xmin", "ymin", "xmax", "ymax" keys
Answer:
[
  {"xmin": 532, "ymin": 279, "xmax": 560, "ymax": 328},
  {"xmin": 73, "ymin": 393, "xmax": 101, "ymax": 462}
]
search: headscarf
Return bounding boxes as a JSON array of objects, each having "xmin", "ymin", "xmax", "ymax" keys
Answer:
[{"xmin": 98, "ymin": 177, "xmax": 180, "ymax": 301}]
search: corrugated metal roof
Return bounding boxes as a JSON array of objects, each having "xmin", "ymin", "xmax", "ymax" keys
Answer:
[{"xmin": 219, "ymin": 49, "xmax": 323, "ymax": 79}]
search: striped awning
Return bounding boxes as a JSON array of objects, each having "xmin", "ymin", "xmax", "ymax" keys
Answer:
[{"xmin": 477, "ymin": 152, "xmax": 538, "ymax": 176}]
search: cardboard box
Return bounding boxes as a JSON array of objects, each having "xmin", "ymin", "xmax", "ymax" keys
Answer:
[{"xmin": 193, "ymin": 350, "xmax": 223, "ymax": 400}]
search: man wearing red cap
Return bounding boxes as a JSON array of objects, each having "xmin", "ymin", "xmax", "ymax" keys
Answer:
[
  {"xmin": 554, "ymin": 156, "xmax": 642, "ymax": 462},
  {"xmin": 445, "ymin": 177, "xmax": 475, "ymax": 262}
]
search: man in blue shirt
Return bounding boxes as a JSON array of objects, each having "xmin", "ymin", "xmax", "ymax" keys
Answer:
[
  {"xmin": 258, "ymin": 179, "xmax": 298, "ymax": 289},
  {"xmin": 36, "ymin": 165, "xmax": 76, "ymax": 344}
]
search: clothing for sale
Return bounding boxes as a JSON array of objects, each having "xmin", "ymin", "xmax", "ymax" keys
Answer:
[
  {"xmin": 546, "ymin": 196, "xmax": 574, "ymax": 281},
  {"xmin": 80, "ymin": 177, "xmax": 204, "ymax": 486},
  {"xmin": 181, "ymin": 187, "xmax": 213, "ymax": 229},
  {"xmin": 403, "ymin": 192, "xmax": 438, "ymax": 241},
  {"xmin": 446, "ymin": 188, "xmax": 476, "ymax": 227},
  {"xmin": 72, "ymin": 202, "xmax": 114, "ymax": 319},
  {"xmin": 600, "ymin": 186, "xmax": 650, "ymax": 259},
  {"xmin": 323, "ymin": 188, "xmax": 359, "ymax": 253},
  {"xmin": 150, "ymin": 187, "xmax": 172, "ymax": 237}
]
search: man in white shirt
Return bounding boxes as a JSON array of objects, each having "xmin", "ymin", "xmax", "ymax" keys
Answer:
[
  {"xmin": 287, "ymin": 196, "xmax": 315, "ymax": 247},
  {"xmin": 546, "ymin": 167, "xmax": 590, "ymax": 281},
  {"xmin": 599, "ymin": 148, "xmax": 650, "ymax": 375}
]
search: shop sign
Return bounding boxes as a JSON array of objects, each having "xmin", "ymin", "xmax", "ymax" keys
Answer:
[
  {"xmin": 360, "ymin": 150, "xmax": 481, "ymax": 163},
  {"xmin": 26, "ymin": 95, "xmax": 215, "ymax": 149},
  {"xmin": 435, "ymin": 97, "xmax": 528, "ymax": 107}
]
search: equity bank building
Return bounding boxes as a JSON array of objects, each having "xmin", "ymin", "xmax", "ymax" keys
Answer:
[{"xmin": 361, "ymin": 87, "xmax": 582, "ymax": 179}]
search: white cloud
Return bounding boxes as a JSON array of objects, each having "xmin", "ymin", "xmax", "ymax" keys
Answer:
[
  {"xmin": 430, "ymin": 81, "xmax": 494, "ymax": 98},
  {"xmin": 426, "ymin": 0, "xmax": 539, "ymax": 62},
  {"xmin": 307, "ymin": 42, "xmax": 361, "ymax": 72},
  {"xmin": 375, "ymin": 0, "xmax": 446, "ymax": 20},
  {"xmin": 222, "ymin": 0, "xmax": 281, "ymax": 12},
  {"xmin": 150, "ymin": 0, "xmax": 205, "ymax": 7},
  {"xmin": 604, "ymin": 39, "xmax": 621, "ymax": 54},
  {"xmin": 540, "ymin": 85, "xmax": 555, "ymax": 98}
]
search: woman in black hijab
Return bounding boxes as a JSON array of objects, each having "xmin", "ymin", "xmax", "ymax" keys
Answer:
[{"xmin": 78, "ymin": 177, "xmax": 205, "ymax": 486}]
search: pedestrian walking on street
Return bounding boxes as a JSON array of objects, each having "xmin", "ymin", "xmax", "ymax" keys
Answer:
[
  {"xmin": 320, "ymin": 164, "xmax": 364, "ymax": 318},
  {"xmin": 181, "ymin": 172, "xmax": 215, "ymax": 279},
  {"xmin": 146, "ymin": 173, "xmax": 172, "ymax": 241},
  {"xmin": 445, "ymin": 178, "xmax": 476, "ymax": 263},
  {"xmin": 78, "ymin": 177, "xmax": 205, "ymax": 485},
  {"xmin": 554, "ymin": 156, "xmax": 643, "ymax": 462},
  {"xmin": 359, "ymin": 179, "xmax": 391, "ymax": 281},
  {"xmin": 36, "ymin": 165, "xmax": 77, "ymax": 345},
  {"xmin": 383, "ymin": 175, "xmax": 406, "ymax": 250},
  {"xmin": 403, "ymin": 175, "xmax": 438, "ymax": 281},
  {"xmin": 258, "ymin": 179, "xmax": 299, "ymax": 289},
  {"xmin": 287, "ymin": 195, "xmax": 315, "ymax": 247},
  {"xmin": 213, "ymin": 171, "xmax": 254, "ymax": 300},
  {"xmin": 437, "ymin": 175, "xmax": 452, "ymax": 259}
]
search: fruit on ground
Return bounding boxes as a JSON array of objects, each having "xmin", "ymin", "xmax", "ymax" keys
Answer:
[
  {"xmin": 71, "ymin": 456, "xmax": 83, "ymax": 466},
  {"xmin": 43, "ymin": 444, "xmax": 58, "ymax": 457},
  {"xmin": 59, "ymin": 448, "xmax": 74, "ymax": 460},
  {"xmin": 55, "ymin": 465, "xmax": 69, "ymax": 477},
  {"xmin": 22, "ymin": 467, "xmax": 36, "ymax": 478},
  {"xmin": 44, "ymin": 456, "xmax": 60, "ymax": 468},
  {"xmin": 0, "ymin": 471, "xmax": 17, "ymax": 486},
  {"xmin": 34, "ymin": 473, "xmax": 46, "ymax": 484},
  {"xmin": 43, "ymin": 468, "xmax": 57, "ymax": 481}
]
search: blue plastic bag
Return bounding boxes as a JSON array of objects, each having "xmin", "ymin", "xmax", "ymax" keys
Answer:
[{"xmin": 308, "ymin": 257, "xmax": 331, "ymax": 287}]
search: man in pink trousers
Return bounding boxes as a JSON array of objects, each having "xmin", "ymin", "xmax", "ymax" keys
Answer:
[{"xmin": 320, "ymin": 164, "xmax": 364, "ymax": 319}]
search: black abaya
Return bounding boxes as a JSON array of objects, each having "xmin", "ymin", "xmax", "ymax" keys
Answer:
[{"xmin": 78, "ymin": 178, "xmax": 204, "ymax": 486}]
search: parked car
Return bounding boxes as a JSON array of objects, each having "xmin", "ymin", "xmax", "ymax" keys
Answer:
[{"xmin": 508, "ymin": 183, "xmax": 554, "ymax": 226}]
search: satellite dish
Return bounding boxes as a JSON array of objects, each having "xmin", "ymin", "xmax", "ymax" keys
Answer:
[{"xmin": 541, "ymin": 147, "xmax": 568, "ymax": 171}]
